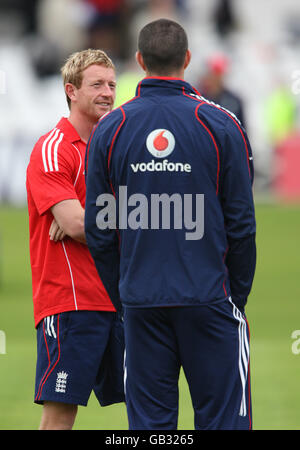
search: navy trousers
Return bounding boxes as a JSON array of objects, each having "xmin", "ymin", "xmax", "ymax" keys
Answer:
[{"xmin": 123, "ymin": 298, "xmax": 252, "ymax": 430}]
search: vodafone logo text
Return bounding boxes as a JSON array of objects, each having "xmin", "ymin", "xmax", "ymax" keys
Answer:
[
  {"xmin": 131, "ymin": 159, "xmax": 191, "ymax": 173},
  {"xmin": 131, "ymin": 128, "xmax": 192, "ymax": 173}
]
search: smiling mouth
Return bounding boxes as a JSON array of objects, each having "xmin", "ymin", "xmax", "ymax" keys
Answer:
[{"xmin": 96, "ymin": 102, "xmax": 111, "ymax": 107}]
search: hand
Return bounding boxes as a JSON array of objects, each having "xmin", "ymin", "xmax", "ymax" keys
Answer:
[
  {"xmin": 49, "ymin": 219, "xmax": 66, "ymax": 242},
  {"xmin": 51, "ymin": 199, "xmax": 86, "ymax": 244}
]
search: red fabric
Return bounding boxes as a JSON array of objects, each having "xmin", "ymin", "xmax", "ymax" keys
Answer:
[{"xmin": 26, "ymin": 118, "xmax": 115, "ymax": 327}]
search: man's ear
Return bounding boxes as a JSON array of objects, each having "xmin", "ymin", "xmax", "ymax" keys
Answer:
[
  {"xmin": 136, "ymin": 51, "xmax": 146, "ymax": 72},
  {"xmin": 65, "ymin": 83, "xmax": 76, "ymax": 104},
  {"xmin": 184, "ymin": 49, "xmax": 192, "ymax": 70}
]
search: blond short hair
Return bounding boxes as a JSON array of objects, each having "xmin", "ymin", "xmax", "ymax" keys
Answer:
[{"xmin": 61, "ymin": 48, "xmax": 115, "ymax": 108}]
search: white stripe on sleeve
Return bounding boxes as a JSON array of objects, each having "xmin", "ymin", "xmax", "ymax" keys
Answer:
[
  {"xmin": 41, "ymin": 128, "xmax": 57, "ymax": 172},
  {"xmin": 53, "ymin": 132, "xmax": 64, "ymax": 171},
  {"xmin": 47, "ymin": 128, "xmax": 60, "ymax": 172}
]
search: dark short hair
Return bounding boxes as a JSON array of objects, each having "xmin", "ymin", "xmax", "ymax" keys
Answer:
[{"xmin": 138, "ymin": 19, "xmax": 188, "ymax": 75}]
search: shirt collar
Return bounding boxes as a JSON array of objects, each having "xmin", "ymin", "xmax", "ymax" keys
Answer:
[
  {"xmin": 135, "ymin": 77, "xmax": 199, "ymax": 97},
  {"xmin": 56, "ymin": 117, "xmax": 82, "ymax": 143}
]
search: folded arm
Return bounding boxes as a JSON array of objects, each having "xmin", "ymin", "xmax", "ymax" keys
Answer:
[{"xmin": 51, "ymin": 199, "xmax": 86, "ymax": 244}]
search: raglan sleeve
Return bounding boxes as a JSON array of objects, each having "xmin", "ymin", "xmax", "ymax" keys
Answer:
[
  {"xmin": 84, "ymin": 122, "xmax": 122, "ymax": 313},
  {"xmin": 220, "ymin": 117, "xmax": 257, "ymax": 313},
  {"xmin": 27, "ymin": 138, "xmax": 78, "ymax": 216}
]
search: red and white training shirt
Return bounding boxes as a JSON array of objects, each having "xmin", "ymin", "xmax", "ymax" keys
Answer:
[{"xmin": 26, "ymin": 117, "xmax": 115, "ymax": 327}]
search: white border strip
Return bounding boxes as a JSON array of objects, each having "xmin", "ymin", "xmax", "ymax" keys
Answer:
[{"xmin": 228, "ymin": 296, "xmax": 249, "ymax": 417}]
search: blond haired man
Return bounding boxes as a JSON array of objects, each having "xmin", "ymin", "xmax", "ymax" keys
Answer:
[{"xmin": 26, "ymin": 49, "xmax": 124, "ymax": 430}]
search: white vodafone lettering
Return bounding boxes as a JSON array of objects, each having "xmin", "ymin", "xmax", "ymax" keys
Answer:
[
  {"xmin": 131, "ymin": 159, "xmax": 191, "ymax": 173},
  {"xmin": 134, "ymin": 129, "xmax": 191, "ymax": 172}
]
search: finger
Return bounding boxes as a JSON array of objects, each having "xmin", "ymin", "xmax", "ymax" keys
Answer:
[
  {"xmin": 49, "ymin": 220, "xmax": 57, "ymax": 238},
  {"xmin": 57, "ymin": 229, "xmax": 66, "ymax": 241},
  {"xmin": 54, "ymin": 227, "xmax": 64, "ymax": 242},
  {"xmin": 49, "ymin": 220, "xmax": 60, "ymax": 241}
]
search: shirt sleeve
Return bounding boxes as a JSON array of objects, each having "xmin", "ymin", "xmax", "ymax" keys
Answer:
[
  {"xmin": 84, "ymin": 122, "xmax": 122, "ymax": 313},
  {"xmin": 27, "ymin": 138, "xmax": 79, "ymax": 216},
  {"xmin": 220, "ymin": 117, "xmax": 257, "ymax": 312}
]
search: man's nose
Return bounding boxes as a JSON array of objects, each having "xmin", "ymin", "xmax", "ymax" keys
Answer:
[{"xmin": 101, "ymin": 83, "xmax": 114, "ymax": 96}]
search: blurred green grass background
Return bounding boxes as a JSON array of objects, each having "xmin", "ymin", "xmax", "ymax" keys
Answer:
[{"xmin": 0, "ymin": 202, "xmax": 300, "ymax": 430}]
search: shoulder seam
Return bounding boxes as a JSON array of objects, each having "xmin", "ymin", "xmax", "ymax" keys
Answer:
[
  {"xmin": 223, "ymin": 115, "xmax": 251, "ymax": 177},
  {"xmin": 108, "ymin": 106, "xmax": 126, "ymax": 172},
  {"xmin": 197, "ymin": 99, "xmax": 251, "ymax": 178},
  {"xmin": 194, "ymin": 104, "xmax": 220, "ymax": 195},
  {"xmin": 181, "ymin": 86, "xmax": 206, "ymax": 104}
]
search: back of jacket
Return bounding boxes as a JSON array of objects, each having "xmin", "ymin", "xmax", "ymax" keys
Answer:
[{"xmin": 85, "ymin": 78, "xmax": 256, "ymax": 311}]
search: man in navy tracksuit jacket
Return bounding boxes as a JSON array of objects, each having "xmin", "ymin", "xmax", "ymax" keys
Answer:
[{"xmin": 85, "ymin": 19, "xmax": 256, "ymax": 430}]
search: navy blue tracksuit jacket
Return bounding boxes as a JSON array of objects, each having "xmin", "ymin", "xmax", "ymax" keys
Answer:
[{"xmin": 84, "ymin": 78, "xmax": 256, "ymax": 314}]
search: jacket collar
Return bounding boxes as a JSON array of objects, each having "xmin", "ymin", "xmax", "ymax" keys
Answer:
[{"xmin": 135, "ymin": 77, "xmax": 199, "ymax": 97}]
